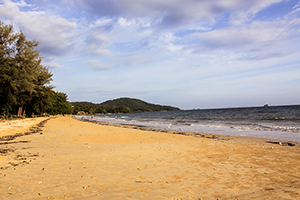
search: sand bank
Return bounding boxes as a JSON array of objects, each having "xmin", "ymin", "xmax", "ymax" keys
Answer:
[{"xmin": 1, "ymin": 116, "xmax": 300, "ymax": 199}]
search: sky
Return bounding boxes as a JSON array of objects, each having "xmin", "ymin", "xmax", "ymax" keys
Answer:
[{"xmin": 0, "ymin": 0, "xmax": 300, "ymax": 109}]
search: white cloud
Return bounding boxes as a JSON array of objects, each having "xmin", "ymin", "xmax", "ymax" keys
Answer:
[
  {"xmin": 1, "ymin": 0, "xmax": 300, "ymax": 108},
  {"xmin": 19, "ymin": 14, "xmax": 78, "ymax": 55},
  {"xmin": 0, "ymin": 0, "xmax": 78, "ymax": 57},
  {"xmin": 83, "ymin": 29, "xmax": 112, "ymax": 56},
  {"xmin": 75, "ymin": 0, "xmax": 285, "ymax": 30},
  {"xmin": 0, "ymin": 0, "xmax": 20, "ymax": 19},
  {"xmin": 228, "ymin": 0, "xmax": 282, "ymax": 25},
  {"xmin": 117, "ymin": 17, "xmax": 134, "ymax": 27},
  {"xmin": 115, "ymin": 51, "xmax": 160, "ymax": 67},
  {"xmin": 89, "ymin": 17, "xmax": 114, "ymax": 28},
  {"xmin": 86, "ymin": 60, "xmax": 112, "ymax": 70},
  {"xmin": 42, "ymin": 61, "xmax": 63, "ymax": 69},
  {"xmin": 16, "ymin": 0, "xmax": 33, "ymax": 7},
  {"xmin": 186, "ymin": 16, "xmax": 300, "ymax": 60}
]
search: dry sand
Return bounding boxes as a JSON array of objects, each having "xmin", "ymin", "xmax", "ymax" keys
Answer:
[
  {"xmin": 0, "ymin": 117, "xmax": 48, "ymax": 138},
  {"xmin": 0, "ymin": 116, "xmax": 300, "ymax": 199}
]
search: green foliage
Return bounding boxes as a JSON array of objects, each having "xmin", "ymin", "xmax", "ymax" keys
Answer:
[
  {"xmin": 71, "ymin": 97, "xmax": 179, "ymax": 115},
  {"xmin": 0, "ymin": 21, "xmax": 54, "ymax": 117},
  {"xmin": 72, "ymin": 102, "xmax": 99, "ymax": 114},
  {"xmin": 0, "ymin": 22, "xmax": 19, "ymax": 113},
  {"xmin": 71, "ymin": 101, "xmax": 130, "ymax": 114},
  {"xmin": 100, "ymin": 97, "xmax": 180, "ymax": 112},
  {"xmin": 46, "ymin": 91, "xmax": 73, "ymax": 115}
]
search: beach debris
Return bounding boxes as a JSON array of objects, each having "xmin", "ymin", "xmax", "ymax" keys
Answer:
[
  {"xmin": 266, "ymin": 141, "xmax": 296, "ymax": 147},
  {"xmin": 8, "ymin": 162, "xmax": 18, "ymax": 167},
  {"xmin": 0, "ymin": 140, "xmax": 30, "ymax": 145},
  {"xmin": 265, "ymin": 187, "xmax": 275, "ymax": 190},
  {"xmin": 0, "ymin": 148, "xmax": 14, "ymax": 154},
  {"xmin": 135, "ymin": 180, "xmax": 152, "ymax": 184},
  {"xmin": 0, "ymin": 118, "xmax": 50, "ymax": 142},
  {"xmin": 287, "ymin": 143, "xmax": 296, "ymax": 146}
]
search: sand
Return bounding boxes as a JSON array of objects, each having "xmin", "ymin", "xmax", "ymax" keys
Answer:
[
  {"xmin": 0, "ymin": 117, "xmax": 48, "ymax": 138},
  {"xmin": 0, "ymin": 116, "xmax": 300, "ymax": 200}
]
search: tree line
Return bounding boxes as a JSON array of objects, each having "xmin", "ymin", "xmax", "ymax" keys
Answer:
[
  {"xmin": 71, "ymin": 102, "xmax": 131, "ymax": 115},
  {"xmin": 0, "ymin": 21, "xmax": 72, "ymax": 118},
  {"xmin": 100, "ymin": 97, "xmax": 180, "ymax": 112},
  {"xmin": 71, "ymin": 98, "xmax": 180, "ymax": 115}
]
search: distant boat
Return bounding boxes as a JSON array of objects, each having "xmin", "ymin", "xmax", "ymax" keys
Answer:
[{"xmin": 264, "ymin": 104, "xmax": 269, "ymax": 107}]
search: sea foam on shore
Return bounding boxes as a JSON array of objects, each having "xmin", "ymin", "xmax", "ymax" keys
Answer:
[{"xmin": 76, "ymin": 105, "xmax": 300, "ymax": 142}]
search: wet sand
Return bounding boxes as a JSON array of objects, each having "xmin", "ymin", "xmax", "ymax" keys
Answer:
[{"xmin": 1, "ymin": 116, "xmax": 300, "ymax": 199}]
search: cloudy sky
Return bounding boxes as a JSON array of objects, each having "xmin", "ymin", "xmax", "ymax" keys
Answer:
[{"xmin": 1, "ymin": 0, "xmax": 300, "ymax": 109}]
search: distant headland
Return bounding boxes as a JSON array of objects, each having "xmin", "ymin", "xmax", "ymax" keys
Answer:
[{"xmin": 71, "ymin": 97, "xmax": 180, "ymax": 114}]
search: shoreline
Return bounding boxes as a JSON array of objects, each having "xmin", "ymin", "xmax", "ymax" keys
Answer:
[
  {"xmin": 77, "ymin": 117, "xmax": 300, "ymax": 148},
  {"xmin": 1, "ymin": 116, "xmax": 300, "ymax": 199},
  {"xmin": 77, "ymin": 104, "xmax": 300, "ymax": 143}
]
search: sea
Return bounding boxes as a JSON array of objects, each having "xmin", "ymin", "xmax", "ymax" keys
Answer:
[{"xmin": 76, "ymin": 105, "xmax": 300, "ymax": 143}]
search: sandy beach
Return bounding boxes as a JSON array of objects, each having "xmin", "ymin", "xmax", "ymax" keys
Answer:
[{"xmin": 1, "ymin": 116, "xmax": 300, "ymax": 199}]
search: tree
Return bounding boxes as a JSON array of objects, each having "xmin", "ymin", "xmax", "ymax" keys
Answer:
[
  {"xmin": 0, "ymin": 21, "xmax": 53, "ymax": 117},
  {"xmin": 28, "ymin": 66, "xmax": 54, "ymax": 116},
  {"xmin": 46, "ymin": 91, "xmax": 72, "ymax": 115},
  {"xmin": 0, "ymin": 22, "xmax": 19, "ymax": 115}
]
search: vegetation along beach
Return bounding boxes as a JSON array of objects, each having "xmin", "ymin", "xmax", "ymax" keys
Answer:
[{"xmin": 1, "ymin": 0, "xmax": 300, "ymax": 199}]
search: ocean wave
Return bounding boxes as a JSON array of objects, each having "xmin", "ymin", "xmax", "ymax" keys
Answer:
[{"xmin": 75, "ymin": 105, "xmax": 300, "ymax": 142}]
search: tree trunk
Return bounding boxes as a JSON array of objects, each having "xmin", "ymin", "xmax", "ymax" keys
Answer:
[
  {"xmin": 17, "ymin": 106, "xmax": 22, "ymax": 117},
  {"xmin": 22, "ymin": 105, "xmax": 26, "ymax": 118}
]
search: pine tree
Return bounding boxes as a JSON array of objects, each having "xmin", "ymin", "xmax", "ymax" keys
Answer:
[
  {"xmin": 0, "ymin": 22, "xmax": 19, "ymax": 115},
  {"xmin": 0, "ymin": 21, "xmax": 53, "ymax": 117},
  {"xmin": 30, "ymin": 66, "xmax": 53, "ymax": 116}
]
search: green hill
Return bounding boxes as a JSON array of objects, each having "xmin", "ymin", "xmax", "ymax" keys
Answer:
[
  {"xmin": 71, "ymin": 97, "xmax": 180, "ymax": 114},
  {"xmin": 100, "ymin": 97, "xmax": 180, "ymax": 112}
]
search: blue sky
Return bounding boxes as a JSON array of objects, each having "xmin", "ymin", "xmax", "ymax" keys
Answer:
[{"xmin": 1, "ymin": 0, "xmax": 300, "ymax": 109}]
